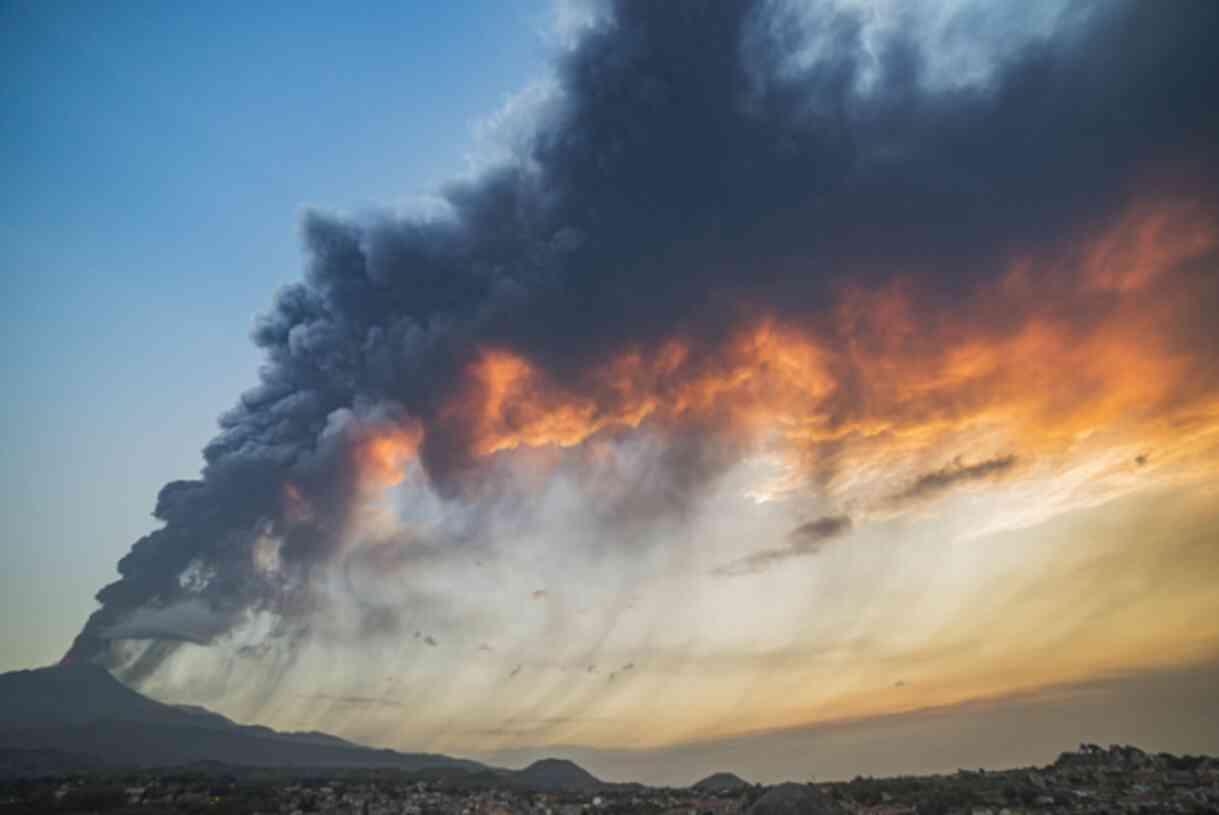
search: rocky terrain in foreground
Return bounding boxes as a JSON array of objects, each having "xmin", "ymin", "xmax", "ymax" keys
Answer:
[{"xmin": 1, "ymin": 743, "xmax": 1216, "ymax": 814}]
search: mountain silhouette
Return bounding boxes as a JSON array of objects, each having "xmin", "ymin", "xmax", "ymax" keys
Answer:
[
  {"xmin": 513, "ymin": 757, "xmax": 604, "ymax": 790},
  {"xmin": 693, "ymin": 771, "xmax": 750, "ymax": 793},
  {"xmin": 0, "ymin": 663, "xmax": 482, "ymax": 772},
  {"xmin": 747, "ymin": 783, "xmax": 844, "ymax": 815}
]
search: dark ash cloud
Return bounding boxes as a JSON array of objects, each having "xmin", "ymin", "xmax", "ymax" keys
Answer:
[
  {"xmin": 64, "ymin": 0, "xmax": 1219, "ymax": 676},
  {"xmin": 714, "ymin": 514, "xmax": 852, "ymax": 576}
]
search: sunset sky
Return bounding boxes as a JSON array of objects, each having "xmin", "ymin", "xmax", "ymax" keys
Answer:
[{"xmin": 3, "ymin": 0, "xmax": 1218, "ymax": 784}]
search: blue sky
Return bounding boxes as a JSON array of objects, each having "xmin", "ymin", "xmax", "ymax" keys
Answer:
[{"xmin": 1, "ymin": 0, "xmax": 549, "ymax": 670}]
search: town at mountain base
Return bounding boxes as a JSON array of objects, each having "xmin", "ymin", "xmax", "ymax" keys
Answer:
[{"xmin": 3, "ymin": 744, "xmax": 1217, "ymax": 813}]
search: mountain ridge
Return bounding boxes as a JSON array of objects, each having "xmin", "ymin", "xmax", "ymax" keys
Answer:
[{"xmin": 0, "ymin": 662, "xmax": 482, "ymax": 772}]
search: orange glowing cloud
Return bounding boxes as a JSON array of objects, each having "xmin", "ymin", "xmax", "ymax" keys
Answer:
[
  {"xmin": 446, "ymin": 324, "xmax": 837, "ymax": 462},
  {"xmin": 430, "ymin": 197, "xmax": 1218, "ymax": 501},
  {"xmin": 1081, "ymin": 198, "xmax": 1216, "ymax": 293},
  {"xmin": 352, "ymin": 422, "xmax": 422, "ymax": 489}
]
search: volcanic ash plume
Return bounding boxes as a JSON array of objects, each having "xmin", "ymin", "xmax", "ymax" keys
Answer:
[{"xmin": 65, "ymin": 0, "xmax": 1219, "ymax": 741}]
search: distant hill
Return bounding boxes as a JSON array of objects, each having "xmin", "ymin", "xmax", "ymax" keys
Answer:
[
  {"xmin": 747, "ymin": 782, "xmax": 843, "ymax": 815},
  {"xmin": 0, "ymin": 663, "xmax": 483, "ymax": 774},
  {"xmin": 512, "ymin": 758, "xmax": 604, "ymax": 791},
  {"xmin": 693, "ymin": 771, "xmax": 750, "ymax": 793}
]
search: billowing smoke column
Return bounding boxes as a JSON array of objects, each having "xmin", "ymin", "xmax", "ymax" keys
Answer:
[{"xmin": 67, "ymin": 0, "xmax": 1219, "ymax": 672}]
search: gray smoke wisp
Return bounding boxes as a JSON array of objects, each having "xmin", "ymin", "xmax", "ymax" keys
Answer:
[
  {"xmin": 713, "ymin": 514, "xmax": 852, "ymax": 576},
  {"xmin": 887, "ymin": 455, "xmax": 1019, "ymax": 508}
]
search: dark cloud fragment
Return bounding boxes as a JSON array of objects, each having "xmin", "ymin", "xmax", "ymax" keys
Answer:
[
  {"xmin": 714, "ymin": 514, "xmax": 852, "ymax": 577},
  {"xmin": 789, "ymin": 515, "xmax": 853, "ymax": 551},
  {"xmin": 887, "ymin": 455, "xmax": 1018, "ymax": 507}
]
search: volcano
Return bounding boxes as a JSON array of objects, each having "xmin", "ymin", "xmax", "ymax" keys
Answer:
[{"xmin": 0, "ymin": 662, "xmax": 482, "ymax": 773}]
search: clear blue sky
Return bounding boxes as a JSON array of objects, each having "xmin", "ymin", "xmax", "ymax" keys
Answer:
[{"xmin": 0, "ymin": 0, "xmax": 549, "ymax": 670}]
